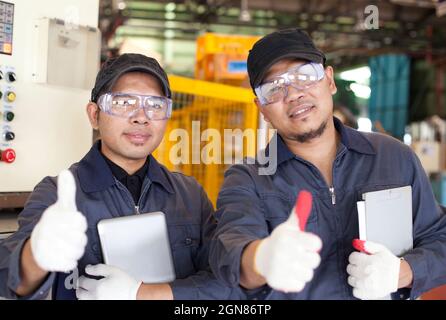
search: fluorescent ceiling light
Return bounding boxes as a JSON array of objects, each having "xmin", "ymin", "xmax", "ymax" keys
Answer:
[{"xmin": 339, "ymin": 66, "xmax": 371, "ymax": 83}]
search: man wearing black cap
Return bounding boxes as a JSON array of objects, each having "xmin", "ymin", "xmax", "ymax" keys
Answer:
[
  {"xmin": 209, "ymin": 29, "xmax": 446, "ymax": 299},
  {"xmin": 0, "ymin": 53, "xmax": 243, "ymax": 300}
]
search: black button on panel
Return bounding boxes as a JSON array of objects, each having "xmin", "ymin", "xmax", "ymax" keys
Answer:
[
  {"xmin": 4, "ymin": 111, "xmax": 14, "ymax": 122},
  {"xmin": 4, "ymin": 131, "xmax": 15, "ymax": 141},
  {"xmin": 7, "ymin": 72, "xmax": 16, "ymax": 82}
]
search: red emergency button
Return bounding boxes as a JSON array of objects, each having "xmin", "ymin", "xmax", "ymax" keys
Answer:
[{"xmin": 1, "ymin": 148, "xmax": 16, "ymax": 163}]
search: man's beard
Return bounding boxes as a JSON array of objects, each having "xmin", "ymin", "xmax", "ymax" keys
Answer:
[{"xmin": 290, "ymin": 119, "xmax": 328, "ymax": 143}]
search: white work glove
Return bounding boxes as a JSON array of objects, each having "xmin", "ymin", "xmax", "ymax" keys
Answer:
[
  {"xmin": 30, "ymin": 170, "xmax": 88, "ymax": 272},
  {"xmin": 76, "ymin": 264, "xmax": 142, "ymax": 300},
  {"xmin": 254, "ymin": 192, "xmax": 322, "ymax": 292},
  {"xmin": 347, "ymin": 240, "xmax": 401, "ymax": 300}
]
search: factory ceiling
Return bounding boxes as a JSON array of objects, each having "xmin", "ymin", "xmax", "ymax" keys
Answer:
[{"xmin": 99, "ymin": 0, "xmax": 446, "ymax": 68}]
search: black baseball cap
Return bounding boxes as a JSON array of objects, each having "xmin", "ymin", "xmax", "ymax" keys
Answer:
[
  {"xmin": 247, "ymin": 28, "xmax": 326, "ymax": 91},
  {"xmin": 90, "ymin": 53, "xmax": 172, "ymax": 102}
]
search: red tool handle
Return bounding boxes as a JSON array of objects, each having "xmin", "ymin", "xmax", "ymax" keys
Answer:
[
  {"xmin": 294, "ymin": 190, "xmax": 313, "ymax": 231},
  {"xmin": 352, "ymin": 239, "xmax": 371, "ymax": 254}
]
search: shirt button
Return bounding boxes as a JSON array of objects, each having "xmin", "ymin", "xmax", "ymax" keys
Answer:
[{"xmin": 184, "ymin": 238, "xmax": 192, "ymax": 245}]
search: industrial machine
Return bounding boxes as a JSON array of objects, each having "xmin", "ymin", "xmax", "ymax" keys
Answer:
[
  {"xmin": 195, "ymin": 33, "xmax": 260, "ymax": 87},
  {"xmin": 0, "ymin": 0, "xmax": 100, "ymax": 208}
]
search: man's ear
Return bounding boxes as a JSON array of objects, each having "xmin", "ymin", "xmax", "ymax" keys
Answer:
[
  {"xmin": 254, "ymin": 97, "xmax": 271, "ymax": 123},
  {"xmin": 86, "ymin": 102, "xmax": 100, "ymax": 130},
  {"xmin": 324, "ymin": 66, "xmax": 338, "ymax": 95}
]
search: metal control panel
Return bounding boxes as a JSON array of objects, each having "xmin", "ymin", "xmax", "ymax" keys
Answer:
[
  {"xmin": 0, "ymin": 63, "xmax": 16, "ymax": 165},
  {"xmin": 0, "ymin": 0, "xmax": 100, "ymax": 199},
  {"xmin": 0, "ymin": 1, "xmax": 16, "ymax": 166}
]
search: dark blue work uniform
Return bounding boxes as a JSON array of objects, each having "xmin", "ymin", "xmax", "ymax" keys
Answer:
[
  {"xmin": 0, "ymin": 141, "xmax": 244, "ymax": 300},
  {"xmin": 209, "ymin": 117, "xmax": 446, "ymax": 299}
]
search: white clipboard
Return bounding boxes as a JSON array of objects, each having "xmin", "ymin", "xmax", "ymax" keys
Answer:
[{"xmin": 357, "ymin": 186, "xmax": 413, "ymax": 256}]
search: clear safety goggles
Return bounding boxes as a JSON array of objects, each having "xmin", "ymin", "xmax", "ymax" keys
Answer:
[
  {"xmin": 255, "ymin": 62, "xmax": 325, "ymax": 106},
  {"xmin": 97, "ymin": 92, "xmax": 172, "ymax": 120}
]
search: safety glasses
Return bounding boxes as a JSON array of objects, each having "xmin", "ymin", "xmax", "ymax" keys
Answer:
[
  {"xmin": 255, "ymin": 62, "xmax": 325, "ymax": 106},
  {"xmin": 97, "ymin": 92, "xmax": 172, "ymax": 120}
]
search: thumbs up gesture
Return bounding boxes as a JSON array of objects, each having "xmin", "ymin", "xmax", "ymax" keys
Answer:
[
  {"xmin": 30, "ymin": 170, "xmax": 88, "ymax": 272},
  {"xmin": 254, "ymin": 191, "xmax": 322, "ymax": 293}
]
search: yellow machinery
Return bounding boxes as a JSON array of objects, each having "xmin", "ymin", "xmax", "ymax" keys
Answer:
[
  {"xmin": 153, "ymin": 75, "xmax": 258, "ymax": 206},
  {"xmin": 195, "ymin": 33, "xmax": 260, "ymax": 86},
  {"xmin": 154, "ymin": 33, "xmax": 262, "ymax": 206}
]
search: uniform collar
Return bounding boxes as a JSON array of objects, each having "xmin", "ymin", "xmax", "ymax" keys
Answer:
[
  {"xmin": 333, "ymin": 117, "xmax": 376, "ymax": 156},
  {"xmin": 270, "ymin": 117, "xmax": 376, "ymax": 167},
  {"xmin": 102, "ymin": 151, "xmax": 149, "ymax": 182},
  {"xmin": 77, "ymin": 140, "xmax": 174, "ymax": 194}
]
